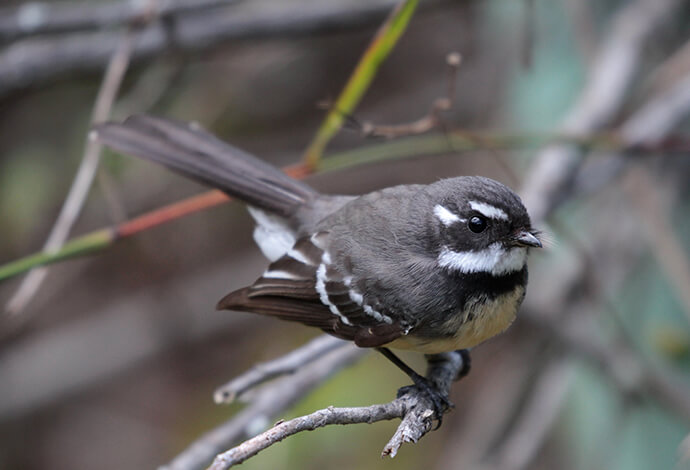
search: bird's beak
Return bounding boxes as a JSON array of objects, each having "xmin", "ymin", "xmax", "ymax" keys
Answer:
[{"xmin": 513, "ymin": 230, "xmax": 542, "ymax": 248}]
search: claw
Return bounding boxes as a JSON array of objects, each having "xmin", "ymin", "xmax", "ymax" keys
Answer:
[{"xmin": 398, "ymin": 375, "xmax": 454, "ymax": 429}]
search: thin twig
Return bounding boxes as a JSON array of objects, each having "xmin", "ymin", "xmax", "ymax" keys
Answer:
[
  {"xmin": 3, "ymin": 28, "xmax": 136, "ymax": 316},
  {"xmin": 214, "ymin": 335, "xmax": 349, "ymax": 404},
  {"xmin": 341, "ymin": 52, "xmax": 462, "ymax": 139}
]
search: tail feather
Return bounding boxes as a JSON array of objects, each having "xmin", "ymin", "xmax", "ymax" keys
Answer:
[{"xmin": 93, "ymin": 115, "xmax": 317, "ymax": 218}]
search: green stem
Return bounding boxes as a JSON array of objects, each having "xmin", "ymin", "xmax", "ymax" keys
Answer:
[
  {"xmin": 0, "ymin": 229, "xmax": 114, "ymax": 282},
  {"xmin": 303, "ymin": 0, "xmax": 419, "ymax": 168}
]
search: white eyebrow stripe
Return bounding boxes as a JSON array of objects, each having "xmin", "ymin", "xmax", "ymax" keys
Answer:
[
  {"xmin": 434, "ymin": 204, "xmax": 465, "ymax": 226},
  {"xmin": 469, "ymin": 200, "xmax": 509, "ymax": 221},
  {"xmin": 437, "ymin": 243, "xmax": 526, "ymax": 276}
]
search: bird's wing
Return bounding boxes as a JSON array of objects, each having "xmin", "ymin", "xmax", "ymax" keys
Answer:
[{"xmin": 217, "ymin": 233, "xmax": 405, "ymax": 347}]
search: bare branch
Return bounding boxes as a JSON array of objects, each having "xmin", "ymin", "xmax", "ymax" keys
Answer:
[
  {"xmin": 206, "ymin": 351, "xmax": 466, "ymax": 469},
  {"xmin": 214, "ymin": 335, "xmax": 349, "ymax": 404},
  {"xmin": 162, "ymin": 344, "xmax": 368, "ymax": 470},
  {"xmin": 0, "ymin": 0, "xmax": 241, "ymax": 41},
  {"xmin": 209, "ymin": 405, "xmax": 405, "ymax": 469},
  {"xmin": 381, "ymin": 350, "xmax": 465, "ymax": 457},
  {"xmin": 0, "ymin": 0, "xmax": 453, "ymax": 99},
  {"xmin": 520, "ymin": 0, "xmax": 682, "ymax": 221}
]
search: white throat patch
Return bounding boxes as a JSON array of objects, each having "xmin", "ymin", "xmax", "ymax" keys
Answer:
[
  {"xmin": 469, "ymin": 200, "xmax": 508, "ymax": 221},
  {"xmin": 438, "ymin": 243, "xmax": 527, "ymax": 276}
]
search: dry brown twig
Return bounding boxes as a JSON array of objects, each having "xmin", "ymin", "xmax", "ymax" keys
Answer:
[{"xmin": 324, "ymin": 51, "xmax": 462, "ymax": 139}]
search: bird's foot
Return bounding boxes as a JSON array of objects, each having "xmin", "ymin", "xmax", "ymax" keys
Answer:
[{"xmin": 398, "ymin": 373, "xmax": 454, "ymax": 429}]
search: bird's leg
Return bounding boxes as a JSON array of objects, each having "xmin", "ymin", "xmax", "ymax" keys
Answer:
[
  {"xmin": 376, "ymin": 347, "xmax": 453, "ymax": 428},
  {"xmin": 454, "ymin": 348, "xmax": 472, "ymax": 380}
]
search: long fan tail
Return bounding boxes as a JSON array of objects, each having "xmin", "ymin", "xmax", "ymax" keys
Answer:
[{"xmin": 93, "ymin": 114, "xmax": 317, "ymax": 218}]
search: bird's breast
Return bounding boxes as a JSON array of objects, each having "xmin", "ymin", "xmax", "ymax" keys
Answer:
[{"xmin": 388, "ymin": 285, "xmax": 525, "ymax": 354}]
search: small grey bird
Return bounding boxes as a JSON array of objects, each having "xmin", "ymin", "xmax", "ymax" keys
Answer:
[{"xmin": 93, "ymin": 115, "xmax": 542, "ymax": 416}]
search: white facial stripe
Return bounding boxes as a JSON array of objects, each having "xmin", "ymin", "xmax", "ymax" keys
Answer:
[
  {"xmin": 469, "ymin": 201, "xmax": 508, "ymax": 221},
  {"xmin": 438, "ymin": 243, "xmax": 527, "ymax": 276},
  {"xmin": 434, "ymin": 204, "xmax": 465, "ymax": 226}
]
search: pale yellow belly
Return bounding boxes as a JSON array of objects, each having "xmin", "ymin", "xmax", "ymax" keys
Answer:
[{"xmin": 387, "ymin": 287, "xmax": 524, "ymax": 354}]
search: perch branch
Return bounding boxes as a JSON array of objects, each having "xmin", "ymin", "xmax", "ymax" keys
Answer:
[
  {"xmin": 207, "ymin": 350, "xmax": 466, "ymax": 469},
  {"xmin": 162, "ymin": 344, "xmax": 367, "ymax": 470}
]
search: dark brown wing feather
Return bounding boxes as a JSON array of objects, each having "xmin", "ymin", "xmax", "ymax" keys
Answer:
[
  {"xmin": 217, "ymin": 287, "xmax": 358, "ymax": 341},
  {"xmin": 217, "ymin": 234, "xmax": 405, "ymax": 347}
]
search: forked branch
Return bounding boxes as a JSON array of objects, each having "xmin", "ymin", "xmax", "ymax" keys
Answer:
[{"xmin": 207, "ymin": 350, "xmax": 467, "ymax": 469}]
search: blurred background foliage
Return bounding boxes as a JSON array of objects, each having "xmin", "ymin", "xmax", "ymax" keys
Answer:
[{"xmin": 1, "ymin": 0, "xmax": 690, "ymax": 469}]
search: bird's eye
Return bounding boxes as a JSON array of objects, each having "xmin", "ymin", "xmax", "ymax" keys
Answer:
[{"xmin": 468, "ymin": 216, "xmax": 487, "ymax": 233}]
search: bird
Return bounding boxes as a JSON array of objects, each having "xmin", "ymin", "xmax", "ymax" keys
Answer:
[{"xmin": 92, "ymin": 114, "xmax": 542, "ymax": 419}]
